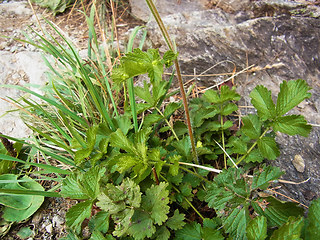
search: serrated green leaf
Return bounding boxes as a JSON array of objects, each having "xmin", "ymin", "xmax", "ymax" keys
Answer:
[
  {"xmin": 127, "ymin": 210, "xmax": 156, "ymax": 240},
  {"xmin": 205, "ymin": 168, "xmax": 249, "ymax": 212},
  {"xmin": 224, "ymin": 206, "xmax": 250, "ymax": 240},
  {"xmin": 135, "ymin": 81, "xmax": 154, "ymax": 104},
  {"xmin": 250, "ymin": 85, "xmax": 276, "ymax": 120},
  {"xmin": 112, "ymin": 208, "xmax": 134, "ymax": 237},
  {"xmin": 242, "ymin": 114, "xmax": 262, "ymax": 139},
  {"xmin": 175, "ymin": 222, "xmax": 202, "ymax": 240},
  {"xmin": 221, "ymin": 102, "xmax": 238, "ymax": 116},
  {"xmin": 81, "ymin": 167, "xmax": 106, "ymax": 199},
  {"xmin": 276, "ymin": 79, "xmax": 311, "ymax": 116},
  {"xmin": 166, "ymin": 209, "xmax": 185, "ymax": 230},
  {"xmin": 227, "ymin": 136, "xmax": 248, "ymax": 155},
  {"xmin": 111, "ymin": 48, "xmax": 163, "ymax": 83},
  {"xmin": 162, "ymin": 50, "xmax": 178, "ymax": 67},
  {"xmin": 246, "ymin": 216, "xmax": 267, "ymax": 240},
  {"xmin": 305, "ymin": 198, "xmax": 320, "ymax": 238},
  {"xmin": 154, "ymin": 225, "xmax": 170, "ymax": 240},
  {"xmin": 61, "ymin": 174, "xmax": 88, "ymax": 200},
  {"xmin": 245, "ymin": 149, "xmax": 264, "ymax": 163},
  {"xmin": 220, "ymin": 85, "xmax": 241, "ymax": 102},
  {"xmin": 61, "ymin": 167, "xmax": 105, "ymax": 200},
  {"xmin": 202, "ymin": 218, "xmax": 224, "ymax": 240},
  {"xmin": 74, "ymin": 148, "xmax": 92, "ymax": 165},
  {"xmin": 272, "ymin": 115, "xmax": 311, "ymax": 137},
  {"xmin": 257, "ymin": 136, "xmax": 280, "ymax": 160},
  {"xmin": 66, "ymin": 200, "xmax": 93, "ymax": 234},
  {"xmin": 252, "ymin": 196, "xmax": 304, "ymax": 228},
  {"xmin": 90, "ymin": 229, "xmax": 109, "ymax": 240},
  {"xmin": 110, "ymin": 129, "xmax": 136, "ymax": 154},
  {"xmin": 251, "ymin": 165, "xmax": 283, "ymax": 190},
  {"xmin": 270, "ymin": 216, "xmax": 304, "ymax": 240},
  {"xmin": 116, "ymin": 155, "xmax": 138, "ymax": 173},
  {"xmin": 143, "ymin": 113, "xmax": 163, "ymax": 127},
  {"xmin": 89, "ymin": 211, "xmax": 110, "ymax": 234},
  {"xmin": 97, "ymin": 178, "xmax": 141, "ymax": 215},
  {"xmin": 171, "ymin": 137, "xmax": 191, "ymax": 160},
  {"xmin": 142, "ymin": 182, "xmax": 169, "ymax": 225},
  {"xmin": 164, "ymin": 102, "xmax": 181, "ymax": 118}
]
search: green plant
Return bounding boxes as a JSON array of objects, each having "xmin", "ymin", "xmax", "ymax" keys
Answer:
[{"xmin": 0, "ymin": 1, "xmax": 319, "ymax": 240}]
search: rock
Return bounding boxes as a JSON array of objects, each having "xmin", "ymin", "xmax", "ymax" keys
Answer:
[
  {"xmin": 292, "ymin": 154, "xmax": 305, "ymax": 173},
  {"xmin": 0, "ymin": 51, "xmax": 48, "ymax": 138},
  {"xmin": 208, "ymin": 0, "xmax": 251, "ymax": 12},
  {"xmin": 0, "ymin": 1, "xmax": 32, "ymax": 16},
  {"xmin": 129, "ymin": 0, "xmax": 208, "ymax": 22},
  {"xmin": 147, "ymin": 10, "xmax": 320, "ymax": 124}
]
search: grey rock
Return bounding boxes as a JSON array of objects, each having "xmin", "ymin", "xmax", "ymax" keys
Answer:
[{"xmin": 129, "ymin": 0, "xmax": 208, "ymax": 22}]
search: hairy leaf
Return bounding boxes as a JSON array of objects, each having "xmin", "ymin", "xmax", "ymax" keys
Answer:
[
  {"xmin": 242, "ymin": 114, "xmax": 262, "ymax": 139},
  {"xmin": 65, "ymin": 200, "xmax": 93, "ymax": 234},
  {"xmin": 250, "ymin": 85, "xmax": 276, "ymax": 120},
  {"xmin": 257, "ymin": 136, "xmax": 280, "ymax": 160},
  {"xmin": 246, "ymin": 216, "xmax": 267, "ymax": 240},
  {"xmin": 270, "ymin": 216, "xmax": 304, "ymax": 240},
  {"xmin": 89, "ymin": 211, "xmax": 110, "ymax": 234},
  {"xmin": 276, "ymin": 79, "xmax": 311, "ymax": 116},
  {"xmin": 272, "ymin": 115, "xmax": 311, "ymax": 137},
  {"xmin": 153, "ymin": 226, "xmax": 170, "ymax": 240},
  {"xmin": 111, "ymin": 48, "xmax": 163, "ymax": 83},
  {"xmin": 110, "ymin": 129, "xmax": 136, "ymax": 154},
  {"xmin": 245, "ymin": 149, "xmax": 264, "ymax": 163},
  {"xmin": 142, "ymin": 182, "xmax": 170, "ymax": 225},
  {"xmin": 252, "ymin": 197, "xmax": 304, "ymax": 228},
  {"xmin": 166, "ymin": 209, "xmax": 185, "ymax": 230},
  {"xmin": 223, "ymin": 206, "xmax": 250, "ymax": 240},
  {"xmin": 127, "ymin": 210, "xmax": 156, "ymax": 240},
  {"xmin": 97, "ymin": 178, "xmax": 141, "ymax": 215},
  {"xmin": 175, "ymin": 222, "xmax": 202, "ymax": 240},
  {"xmin": 251, "ymin": 165, "xmax": 283, "ymax": 190},
  {"xmin": 61, "ymin": 167, "xmax": 105, "ymax": 200}
]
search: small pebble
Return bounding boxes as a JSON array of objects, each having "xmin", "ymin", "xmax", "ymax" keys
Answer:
[{"xmin": 292, "ymin": 154, "xmax": 305, "ymax": 173}]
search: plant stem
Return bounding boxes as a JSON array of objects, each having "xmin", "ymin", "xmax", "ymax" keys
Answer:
[
  {"xmin": 155, "ymin": 107, "xmax": 179, "ymax": 140},
  {"xmin": 236, "ymin": 127, "xmax": 270, "ymax": 165},
  {"xmin": 220, "ymin": 114, "xmax": 226, "ymax": 169},
  {"xmin": 145, "ymin": 0, "xmax": 198, "ymax": 164}
]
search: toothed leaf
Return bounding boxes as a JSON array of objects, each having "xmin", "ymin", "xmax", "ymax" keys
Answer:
[
  {"xmin": 250, "ymin": 85, "xmax": 276, "ymax": 120},
  {"xmin": 272, "ymin": 115, "xmax": 311, "ymax": 137},
  {"xmin": 276, "ymin": 79, "xmax": 311, "ymax": 116}
]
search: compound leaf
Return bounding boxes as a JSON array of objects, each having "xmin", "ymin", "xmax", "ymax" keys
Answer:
[
  {"xmin": 276, "ymin": 79, "xmax": 311, "ymax": 116},
  {"xmin": 250, "ymin": 85, "xmax": 276, "ymax": 120}
]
